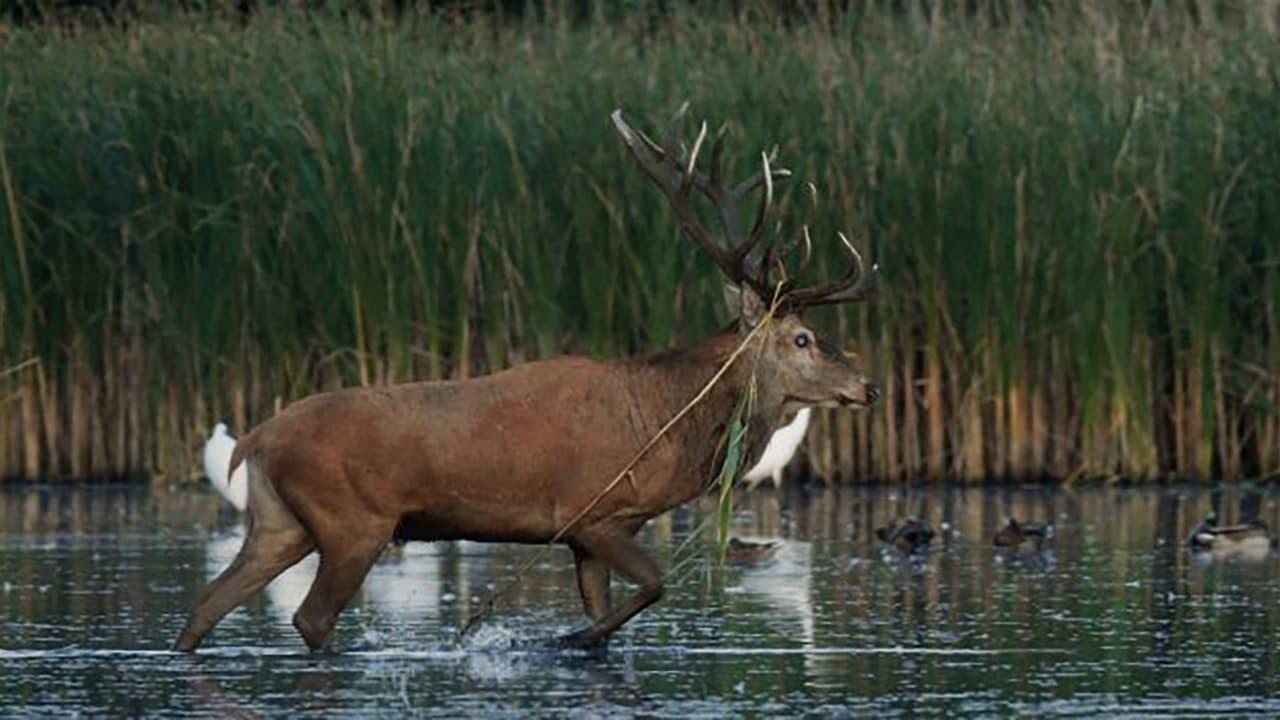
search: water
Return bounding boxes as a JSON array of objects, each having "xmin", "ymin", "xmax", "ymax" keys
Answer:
[{"xmin": 2, "ymin": 483, "xmax": 1278, "ymax": 717}]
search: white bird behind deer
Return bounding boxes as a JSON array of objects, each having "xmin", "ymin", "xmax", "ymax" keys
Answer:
[
  {"xmin": 742, "ymin": 408, "xmax": 811, "ymax": 487},
  {"xmin": 203, "ymin": 422, "xmax": 248, "ymax": 512}
]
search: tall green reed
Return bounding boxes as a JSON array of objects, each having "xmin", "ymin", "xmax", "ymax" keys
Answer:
[{"xmin": 1, "ymin": 1, "xmax": 1277, "ymax": 482}]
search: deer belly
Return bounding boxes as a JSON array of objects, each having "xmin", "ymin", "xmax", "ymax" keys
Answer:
[{"xmin": 391, "ymin": 492, "xmax": 566, "ymax": 545}]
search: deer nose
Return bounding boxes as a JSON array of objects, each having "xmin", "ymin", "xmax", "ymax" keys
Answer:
[{"xmin": 865, "ymin": 382, "xmax": 880, "ymax": 405}]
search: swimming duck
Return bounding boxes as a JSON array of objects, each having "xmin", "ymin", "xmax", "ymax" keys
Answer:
[
  {"xmin": 725, "ymin": 537, "xmax": 782, "ymax": 566},
  {"xmin": 993, "ymin": 518, "xmax": 1054, "ymax": 551},
  {"xmin": 1187, "ymin": 519, "xmax": 1275, "ymax": 555},
  {"xmin": 875, "ymin": 518, "xmax": 934, "ymax": 555}
]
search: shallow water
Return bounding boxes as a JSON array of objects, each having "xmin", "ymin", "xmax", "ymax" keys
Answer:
[{"xmin": 2, "ymin": 483, "xmax": 1279, "ymax": 717}]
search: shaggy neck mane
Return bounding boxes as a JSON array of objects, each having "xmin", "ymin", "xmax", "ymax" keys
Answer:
[
  {"xmin": 633, "ymin": 325, "xmax": 742, "ymax": 373},
  {"xmin": 617, "ymin": 329, "xmax": 778, "ymax": 482}
]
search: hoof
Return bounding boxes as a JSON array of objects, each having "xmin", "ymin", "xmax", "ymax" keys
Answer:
[
  {"xmin": 293, "ymin": 613, "xmax": 330, "ymax": 652},
  {"xmin": 552, "ymin": 628, "xmax": 608, "ymax": 651},
  {"xmin": 172, "ymin": 625, "xmax": 202, "ymax": 653}
]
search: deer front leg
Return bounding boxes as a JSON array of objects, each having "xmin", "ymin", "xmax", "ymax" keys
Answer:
[
  {"xmin": 558, "ymin": 528, "xmax": 662, "ymax": 649},
  {"xmin": 571, "ymin": 545, "xmax": 612, "ymax": 622}
]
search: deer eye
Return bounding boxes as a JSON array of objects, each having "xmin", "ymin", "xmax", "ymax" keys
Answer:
[{"xmin": 794, "ymin": 333, "xmax": 811, "ymax": 349}]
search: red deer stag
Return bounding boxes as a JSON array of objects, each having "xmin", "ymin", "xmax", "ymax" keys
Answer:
[{"xmin": 174, "ymin": 108, "xmax": 880, "ymax": 652}]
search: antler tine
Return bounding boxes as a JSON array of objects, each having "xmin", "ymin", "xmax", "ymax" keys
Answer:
[
  {"xmin": 730, "ymin": 165, "xmax": 793, "ymax": 197},
  {"xmin": 802, "ymin": 264, "xmax": 880, "ymax": 305},
  {"xmin": 786, "ymin": 231, "xmax": 880, "ymax": 306},
  {"xmin": 743, "ymin": 152, "xmax": 774, "ymax": 257},
  {"xmin": 797, "ymin": 225, "xmax": 814, "ymax": 274},
  {"xmin": 680, "ymin": 121, "xmax": 709, "ymax": 199},
  {"xmin": 634, "ymin": 125, "xmax": 666, "ymax": 158},
  {"xmin": 777, "ymin": 224, "xmax": 814, "ymax": 279},
  {"xmin": 659, "ymin": 102, "xmax": 690, "ymax": 158},
  {"xmin": 612, "ymin": 110, "xmax": 664, "ymax": 181},
  {"xmin": 792, "ymin": 185, "xmax": 818, "ymax": 278},
  {"xmin": 836, "ymin": 230, "xmax": 863, "ymax": 279}
]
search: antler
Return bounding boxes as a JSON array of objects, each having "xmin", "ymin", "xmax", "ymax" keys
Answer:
[
  {"xmin": 612, "ymin": 106, "xmax": 789, "ymax": 300},
  {"xmin": 612, "ymin": 106, "xmax": 879, "ymax": 309}
]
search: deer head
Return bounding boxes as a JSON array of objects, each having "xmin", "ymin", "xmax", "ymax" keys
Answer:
[{"xmin": 612, "ymin": 106, "xmax": 880, "ymax": 417}]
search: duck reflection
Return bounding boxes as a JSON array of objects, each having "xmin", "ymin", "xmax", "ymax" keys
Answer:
[{"xmin": 732, "ymin": 538, "xmax": 815, "ymax": 648}]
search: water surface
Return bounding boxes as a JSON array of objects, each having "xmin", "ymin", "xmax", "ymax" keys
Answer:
[{"xmin": 2, "ymin": 483, "xmax": 1278, "ymax": 717}]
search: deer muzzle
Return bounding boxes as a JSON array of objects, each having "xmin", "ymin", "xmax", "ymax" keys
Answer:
[{"xmin": 837, "ymin": 379, "xmax": 879, "ymax": 409}]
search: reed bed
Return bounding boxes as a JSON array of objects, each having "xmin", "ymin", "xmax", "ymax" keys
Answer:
[{"xmin": 1, "ymin": 1, "xmax": 1278, "ymax": 483}]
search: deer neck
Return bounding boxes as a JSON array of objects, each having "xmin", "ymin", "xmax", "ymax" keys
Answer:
[{"xmin": 633, "ymin": 330, "xmax": 784, "ymax": 478}]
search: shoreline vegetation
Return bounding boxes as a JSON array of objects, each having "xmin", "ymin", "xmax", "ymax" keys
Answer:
[{"xmin": 2, "ymin": 1, "xmax": 1279, "ymax": 483}]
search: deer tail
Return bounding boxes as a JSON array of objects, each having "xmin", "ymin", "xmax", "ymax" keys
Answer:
[{"xmin": 228, "ymin": 426, "xmax": 265, "ymax": 481}]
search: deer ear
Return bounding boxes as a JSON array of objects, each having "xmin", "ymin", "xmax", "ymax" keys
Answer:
[{"xmin": 724, "ymin": 284, "xmax": 767, "ymax": 329}]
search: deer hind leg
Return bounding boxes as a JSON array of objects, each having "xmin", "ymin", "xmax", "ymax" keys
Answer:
[
  {"xmin": 292, "ymin": 530, "xmax": 391, "ymax": 651},
  {"xmin": 558, "ymin": 527, "xmax": 661, "ymax": 649},
  {"xmin": 571, "ymin": 545, "xmax": 613, "ymax": 622},
  {"xmin": 174, "ymin": 464, "xmax": 314, "ymax": 652}
]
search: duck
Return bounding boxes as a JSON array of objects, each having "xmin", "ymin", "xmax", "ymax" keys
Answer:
[
  {"xmin": 1187, "ymin": 518, "xmax": 1275, "ymax": 555},
  {"xmin": 725, "ymin": 537, "xmax": 782, "ymax": 565},
  {"xmin": 993, "ymin": 518, "xmax": 1054, "ymax": 551},
  {"xmin": 875, "ymin": 518, "xmax": 934, "ymax": 555},
  {"xmin": 202, "ymin": 422, "xmax": 247, "ymax": 511},
  {"xmin": 742, "ymin": 408, "xmax": 811, "ymax": 487}
]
